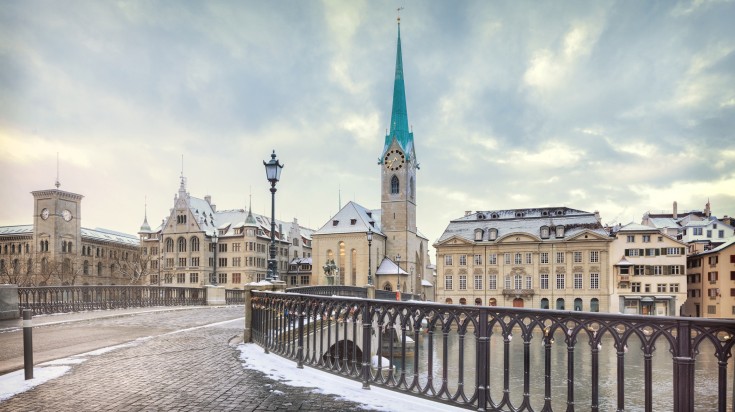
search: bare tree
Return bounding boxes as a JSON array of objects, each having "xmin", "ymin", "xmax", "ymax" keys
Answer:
[
  {"xmin": 0, "ymin": 257, "xmax": 35, "ymax": 286},
  {"xmin": 114, "ymin": 250, "xmax": 154, "ymax": 285}
]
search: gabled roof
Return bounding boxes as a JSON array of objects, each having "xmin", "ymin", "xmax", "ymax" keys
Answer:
[
  {"xmin": 313, "ymin": 201, "xmax": 383, "ymax": 236},
  {"xmin": 692, "ymin": 237, "xmax": 735, "ymax": 256},
  {"xmin": 617, "ymin": 222, "xmax": 659, "ymax": 232},
  {"xmin": 375, "ymin": 257, "xmax": 409, "ymax": 275}
]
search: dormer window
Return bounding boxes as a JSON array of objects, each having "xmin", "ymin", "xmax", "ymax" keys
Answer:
[
  {"xmin": 556, "ymin": 210, "xmax": 564, "ymax": 216},
  {"xmin": 555, "ymin": 225, "xmax": 565, "ymax": 238},
  {"xmin": 489, "ymin": 228, "xmax": 498, "ymax": 241},
  {"xmin": 491, "ymin": 213, "xmax": 499, "ymax": 219},
  {"xmin": 477, "ymin": 214, "xmax": 485, "ymax": 220},
  {"xmin": 515, "ymin": 211, "xmax": 524, "ymax": 218},
  {"xmin": 541, "ymin": 211, "xmax": 549, "ymax": 216},
  {"xmin": 474, "ymin": 229, "xmax": 484, "ymax": 241},
  {"xmin": 332, "ymin": 220, "xmax": 339, "ymax": 226},
  {"xmin": 367, "ymin": 212, "xmax": 372, "ymax": 218},
  {"xmin": 540, "ymin": 226, "xmax": 550, "ymax": 239},
  {"xmin": 350, "ymin": 219, "xmax": 357, "ymax": 225}
]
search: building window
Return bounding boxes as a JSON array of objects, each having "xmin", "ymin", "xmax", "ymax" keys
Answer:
[
  {"xmin": 515, "ymin": 253, "xmax": 522, "ymax": 265},
  {"xmin": 556, "ymin": 274, "xmax": 565, "ymax": 289},
  {"xmin": 708, "ymin": 305, "xmax": 717, "ymax": 315},
  {"xmin": 526, "ymin": 253, "xmax": 532, "ymax": 264},
  {"xmin": 504, "ymin": 275, "xmax": 511, "ymax": 289},
  {"xmin": 219, "ymin": 273, "xmax": 227, "ymax": 284},
  {"xmin": 670, "ymin": 266, "xmax": 682, "ymax": 275},
  {"xmin": 706, "ymin": 230, "xmax": 712, "ymax": 238},
  {"xmin": 459, "ymin": 275, "xmax": 467, "ymax": 290},
  {"xmin": 390, "ymin": 175, "xmax": 399, "ymax": 194},
  {"xmin": 488, "ymin": 274, "xmax": 497, "ymax": 290},
  {"xmin": 634, "ymin": 265, "xmax": 645, "ymax": 276},
  {"xmin": 504, "ymin": 253, "xmax": 511, "ymax": 265},
  {"xmin": 626, "ymin": 249, "xmax": 640, "ymax": 257},
  {"xmin": 632, "ymin": 282, "xmax": 641, "ymax": 292},
  {"xmin": 219, "ymin": 243, "xmax": 227, "ymax": 253},
  {"xmin": 590, "ymin": 251, "xmax": 599, "ymax": 263},
  {"xmin": 231, "ymin": 273, "xmax": 241, "ymax": 284},
  {"xmin": 488, "ymin": 254, "xmax": 497, "ymax": 265},
  {"xmin": 178, "ymin": 258, "xmax": 186, "ymax": 267},
  {"xmin": 540, "ymin": 274, "xmax": 549, "ymax": 289},
  {"xmin": 540, "ymin": 227, "xmax": 549, "ymax": 238},
  {"xmin": 513, "ymin": 274, "xmax": 522, "ymax": 290},
  {"xmin": 627, "ymin": 235, "xmax": 635, "ymax": 243},
  {"xmin": 474, "ymin": 254, "xmax": 482, "ymax": 265},
  {"xmin": 445, "ymin": 255, "xmax": 453, "ymax": 266},
  {"xmin": 719, "ymin": 230, "xmax": 725, "ymax": 238},
  {"xmin": 191, "ymin": 257, "xmax": 199, "ymax": 267},
  {"xmin": 232, "ymin": 243, "xmax": 241, "ymax": 252},
  {"xmin": 191, "ymin": 237, "xmax": 200, "ymax": 252},
  {"xmin": 166, "ymin": 238, "xmax": 174, "ymax": 252},
  {"xmin": 489, "ymin": 229, "xmax": 498, "ymax": 241},
  {"xmin": 525, "ymin": 276, "xmax": 532, "ymax": 289},
  {"xmin": 556, "ymin": 252, "xmax": 565, "ymax": 264},
  {"xmin": 590, "ymin": 273, "xmax": 599, "ymax": 289},
  {"xmin": 190, "ymin": 273, "xmax": 199, "ymax": 284},
  {"xmin": 590, "ymin": 298, "xmax": 599, "ymax": 312},
  {"xmin": 474, "ymin": 229, "xmax": 483, "ymax": 241},
  {"xmin": 556, "ymin": 298, "xmax": 565, "ymax": 310},
  {"xmin": 657, "ymin": 283, "xmax": 666, "ymax": 292},
  {"xmin": 233, "ymin": 257, "xmax": 241, "ymax": 267},
  {"xmin": 219, "ymin": 258, "xmax": 227, "ymax": 267},
  {"xmin": 670, "ymin": 284, "xmax": 679, "ymax": 293},
  {"xmin": 178, "ymin": 237, "xmax": 186, "ymax": 252},
  {"xmin": 644, "ymin": 284, "xmax": 651, "ymax": 293},
  {"xmin": 555, "ymin": 226, "xmax": 565, "ymax": 238},
  {"xmin": 574, "ymin": 273, "xmax": 583, "ymax": 289},
  {"xmin": 642, "ymin": 235, "xmax": 651, "ymax": 243},
  {"xmin": 177, "ymin": 273, "xmax": 185, "ymax": 283},
  {"xmin": 573, "ymin": 251, "xmax": 582, "ymax": 263},
  {"xmin": 445, "ymin": 275, "xmax": 453, "ymax": 290},
  {"xmin": 540, "ymin": 253, "xmax": 549, "ymax": 264},
  {"xmin": 459, "ymin": 255, "xmax": 467, "ymax": 266},
  {"xmin": 474, "ymin": 275, "xmax": 483, "ymax": 290}
]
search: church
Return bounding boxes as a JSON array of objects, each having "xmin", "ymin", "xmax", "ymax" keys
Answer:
[{"xmin": 311, "ymin": 18, "xmax": 432, "ymax": 297}]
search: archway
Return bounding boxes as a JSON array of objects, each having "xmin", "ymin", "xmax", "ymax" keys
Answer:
[
  {"xmin": 445, "ymin": 298, "xmax": 453, "ymax": 304},
  {"xmin": 540, "ymin": 298, "xmax": 549, "ymax": 309},
  {"xmin": 513, "ymin": 298, "xmax": 524, "ymax": 308},
  {"xmin": 459, "ymin": 298, "xmax": 467, "ymax": 305},
  {"xmin": 574, "ymin": 298, "xmax": 583, "ymax": 311},
  {"xmin": 556, "ymin": 298, "xmax": 565, "ymax": 310},
  {"xmin": 474, "ymin": 298, "xmax": 482, "ymax": 306},
  {"xmin": 489, "ymin": 298, "xmax": 497, "ymax": 306}
]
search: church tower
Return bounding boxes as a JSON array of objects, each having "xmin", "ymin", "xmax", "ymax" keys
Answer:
[{"xmin": 380, "ymin": 16, "xmax": 417, "ymax": 265}]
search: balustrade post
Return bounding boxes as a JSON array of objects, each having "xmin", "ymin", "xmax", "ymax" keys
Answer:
[
  {"xmin": 243, "ymin": 286, "xmax": 254, "ymax": 343},
  {"xmin": 362, "ymin": 300, "xmax": 372, "ymax": 390},
  {"xmin": 297, "ymin": 298, "xmax": 305, "ymax": 369},
  {"xmin": 476, "ymin": 307, "xmax": 489, "ymax": 411},
  {"xmin": 673, "ymin": 320, "xmax": 694, "ymax": 412}
]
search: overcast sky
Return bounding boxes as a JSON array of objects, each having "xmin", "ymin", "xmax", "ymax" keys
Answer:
[{"xmin": 1, "ymin": 1, "xmax": 734, "ymax": 257}]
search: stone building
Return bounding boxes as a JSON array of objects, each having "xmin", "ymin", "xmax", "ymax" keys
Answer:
[
  {"xmin": 0, "ymin": 183, "xmax": 139, "ymax": 286},
  {"xmin": 139, "ymin": 175, "xmax": 314, "ymax": 289},
  {"xmin": 434, "ymin": 208, "xmax": 611, "ymax": 311},
  {"xmin": 608, "ymin": 223, "xmax": 687, "ymax": 316},
  {"xmin": 683, "ymin": 238, "xmax": 735, "ymax": 318},
  {"xmin": 311, "ymin": 18, "xmax": 431, "ymax": 295}
]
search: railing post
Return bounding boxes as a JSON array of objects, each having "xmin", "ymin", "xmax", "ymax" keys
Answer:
[
  {"xmin": 297, "ymin": 298, "xmax": 305, "ymax": 369},
  {"xmin": 362, "ymin": 300, "xmax": 372, "ymax": 390},
  {"xmin": 673, "ymin": 320, "xmax": 694, "ymax": 412},
  {"xmin": 476, "ymin": 307, "xmax": 489, "ymax": 411},
  {"xmin": 243, "ymin": 286, "xmax": 254, "ymax": 343},
  {"xmin": 23, "ymin": 309, "xmax": 33, "ymax": 380}
]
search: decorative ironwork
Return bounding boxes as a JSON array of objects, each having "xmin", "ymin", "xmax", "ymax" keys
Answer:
[
  {"xmin": 226, "ymin": 289, "xmax": 245, "ymax": 305},
  {"xmin": 251, "ymin": 290, "xmax": 735, "ymax": 412},
  {"xmin": 17, "ymin": 286, "xmax": 241, "ymax": 315},
  {"xmin": 286, "ymin": 286, "xmax": 367, "ymax": 298}
]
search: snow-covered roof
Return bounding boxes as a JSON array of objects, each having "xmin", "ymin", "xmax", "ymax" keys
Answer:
[
  {"xmin": 0, "ymin": 225, "xmax": 33, "ymax": 236},
  {"xmin": 375, "ymin": 257, "xmax": 409, "ymax": 275},
  {"xmin": 421, "ymin": 279, "xmax": 433, "ymax": 287},
  {"xmin": 617, "ymin": 222, "xmax": 660, "ymax": 232},
  {"xmin": 436, "ymin": 207, "xmax": 607, "ymax": 244},
  {"xmin": 313, "ymin": 201, "xmax": 383, "ymax": 236},
  {"xmin": 82, "ymin": 228, "xmax": 139, "ymax": 246},
  {"xmin": 692, "ymin": 237, "xmax": 735, "ymax": 256}
]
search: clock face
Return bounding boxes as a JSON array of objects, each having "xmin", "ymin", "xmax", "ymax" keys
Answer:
[
  {"xmin": 62, "ymin": 209, "xmax": 72, "ymax": 222},
  {"xmin": 384, "ymin": 150, "xmax": 405, "ymax": 171},
  {"xmin": 41, "ymin": 208, "xmax": 50, "ymax": 220}
]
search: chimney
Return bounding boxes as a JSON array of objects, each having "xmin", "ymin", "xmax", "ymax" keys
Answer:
[
  {"xmin": 465, "ymin": 211, "xmax": 472, "ymax": 217},
  {"xmin": 205, "ymin": 195, "xmax": 211, "ymax": 204},
  {"xmin": 594, "ymin": 210, "xmax": 601, "ymax": 223},
  {"xmin": 279, "ymin": 223, "xmax": 283, "ymax": 239},
  {"xmin": 673, "ymin": 201, "xmax": 678, "ymax": 219}
]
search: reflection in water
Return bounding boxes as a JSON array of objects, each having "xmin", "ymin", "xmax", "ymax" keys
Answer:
[{"xmin": 389, "ymin": 328, "xmax": 733, "ymax": 411}]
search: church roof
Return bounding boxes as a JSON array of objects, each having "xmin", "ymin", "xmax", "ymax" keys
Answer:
[
  {"xmin": 312, "ymin": 201, "xmax": 382, "ymax": 236},
  {"xmin": 375, "ymin": 257, "xmax": 409, "ymax": 275},
  {"xmin": 381, "ymin": 20, "xmax": 415, "ymax": 161}
]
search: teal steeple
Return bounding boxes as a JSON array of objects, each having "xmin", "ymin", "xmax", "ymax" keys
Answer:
[{"xmin": 382, "ymin": 17, "xmax": 415, "ymax": 161}]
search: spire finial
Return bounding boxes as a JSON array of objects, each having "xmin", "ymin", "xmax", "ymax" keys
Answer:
[
  {"xmin": 397, "ymin": 6, "xmax": 403, "ymax": 23},
  {"xmin": 55, "ymin": 152, "xmax": 60, "ymax": 188}
]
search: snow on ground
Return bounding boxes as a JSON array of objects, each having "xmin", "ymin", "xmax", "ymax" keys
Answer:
[
  {"xmin": 238, "ymin": 343, "xmax": 466, "ymax": 412},
  {"xmin": 0, "ymin": 337, "xmax": 150, "ymax": 402}
]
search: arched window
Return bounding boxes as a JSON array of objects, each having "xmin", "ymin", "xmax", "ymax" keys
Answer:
[
  {"xmin": 12, "ymin": 259, "xmax": 20, "ymax": 274},
  {"xmin": 62, "ymin": 258, "xmax": 71, "ymax": 274},
  {"xmin": 166, "ymin": 238, "xmax": 174, "ymax": 252},
  {"xmin": 474, "ymin": 298, "xmax": 482, "ymax": 306},
  {"xmin": 474, "ymin": 229, "xmax": 484, "ymax": 241},
  {"xmin": 61, "ymin": 241, "xmax": 66, "ymax": 253},
  {"xmin": 489, "ymin": 298, "xmax": 497, "ymax": 306},
  {"xmin": 409, "ymin": 176, "xmax": 415, "ymax": 199},
  {"xmin": 191, "ymin": 237, "xmax": 200, "ymax": 252},
  {"xmin": 27, "ymin": 258, "xmax": 32, "ymax": 274},
  {"xmin": 459, "ymin": 298, "xmax": 467, "ymax": 305},
  {"xmin": 97, "ymin": 262, "xmax": 103, "ymax": 276},
  {"xmin": 590, "ymin": 298, "xmax": 599, "ymax": 312},
  {"xmin": 41, "ymin": 258, "xmax": 48, "ymax": 273},
  {"xmin": 540, "ymin": 298, "xmax": 549, "ymax": 309},
  {"xmin": 574, "ymin": 298, "xmax": 583, "ymax": 311},
  {"xmin": 445, "ymin": 298, "xmax": 453, "ymax": 304},
  {"xmin": 390, "ymin": 175, "xmax": 399, "ymax": 194},
  {"xmin": 0, "ymin": 259, "xmax": 4, "ymax": 271},
  {"xmin": 178, "ymin": 237, "xmax": 187, "ymax": 252},
  {"xmin": 67, "ymin": 241, "xmax": 73, "ymax": 253},
  {"xmin": 351, "ymin": 249, "xmax": 357, "ymax": 286},
  {"xmin": 83, "ymin": 260, "xmax": 90, "ymax": 275},
  {"xmin": 110, "ymin": 263, "xmax": 116, "ymax": 275},
  {"xmin": 556, "ymin": 298, "xmax": 565, "ymax": 310},
  {"xmin": 383, "ymin": 282, "xmax": 393, "ymax": 292}
]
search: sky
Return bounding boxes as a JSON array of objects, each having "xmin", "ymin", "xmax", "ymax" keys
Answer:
[{"xmin": 1, "ymin": 1, "xmax": 734, "ymax": 258}]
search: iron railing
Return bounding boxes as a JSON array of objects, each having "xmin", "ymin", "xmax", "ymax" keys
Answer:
[
  {"xmin": 251, "ymin": 291, "xmax": 735, "ymax": 411},
  {"xmin": 286, "ymin": 285, "xmax": 368, "ymax": 298},
  {"xmin": 375, "ymin": 289, "xmax": 419, "ymax": 301},
  {"xmin": 17, "ymin": 286, "xmax": 208, "ymax": 315},
  {"xmin": 226, "ymin": 288, "xmax": 245, "ymax": 305}
]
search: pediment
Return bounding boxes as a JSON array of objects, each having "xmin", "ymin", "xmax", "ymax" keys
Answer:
[
  {"xmin": 566, "ymin": 230, "xmax": 610, "ymax": 241},
  {"xmin": 434, "ymin": 235, "xmax": 474, "ymax": 247},
  {"xmin": 496, "ymin": 233, "xmax": 540, "ymax": 243}
]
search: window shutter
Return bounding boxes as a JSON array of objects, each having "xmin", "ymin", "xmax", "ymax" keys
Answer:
[
  {"xmin": 639, "ymin": 249, "xmax": 644, "ymax": 256},
  {"xmin": 655, "ymin": 249, "xmax": 660, "ymax": 256},
  {"xmin": 680, "ymin": 247, "xmax": 685, "ymax": 255},
  {"xmin": 680, "ymin": 265, "xmax": 685, "ymax": 275},
  {"xmin": 661, "ymin": 248, "xmax": 667, "ymax": 255},
  {"xmin": 645, "ymin": 266, "xmax": 652, "ymax": 276},
  {"xmin": 664, "ymin": 265, "xmax": 669, "ymax": 275},
  {"xmin": 624, "ymin": 249, "xmax": 630, "ymax": 256}
]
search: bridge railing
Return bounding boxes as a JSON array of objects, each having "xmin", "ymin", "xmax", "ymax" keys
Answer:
[
  {"xmin": 250, "ymin": 290, "xmax": 735, "ymax": 412},
  {"xmin": 286, "ymin": 285, "xmax": 367, "ymax": 298},
  {"xmin": 17, "ymin": 285, "xmax": 242, "ymax": 315}
]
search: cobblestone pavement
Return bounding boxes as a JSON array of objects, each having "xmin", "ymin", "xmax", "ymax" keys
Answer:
[{"xmin": 0, "ymin": 307, "xmax": 377, "ymax": 411}]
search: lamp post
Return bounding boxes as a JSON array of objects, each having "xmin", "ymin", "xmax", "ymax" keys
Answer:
[
  {"xmin": 211, "ymin": 232, "xmax": 218, "ymax": 286},
  {"xmin": 366, "ymin": 227, "xmax": 373, "ymax": 286},
  {"xmin": 396, "ymin": 254, "xmax": 401, "ymax": 292},
  {"xmin": 264, "ymin": 150, "xmax": 284, "ymax": 282}
]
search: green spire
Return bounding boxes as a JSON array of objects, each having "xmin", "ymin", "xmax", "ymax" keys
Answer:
[{"xmin": 382, "ymin": 18, "xmax": 414, "ymax": 160}]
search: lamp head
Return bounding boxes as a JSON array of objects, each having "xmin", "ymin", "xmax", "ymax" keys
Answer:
[{"xmin": 263, "ymin": 150, "xmax": 284, "ymax": 183}]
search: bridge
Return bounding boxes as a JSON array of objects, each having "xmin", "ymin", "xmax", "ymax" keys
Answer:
[{"xmin": 247, "ymin": 283, "xmax": 735, "ymax": 412}]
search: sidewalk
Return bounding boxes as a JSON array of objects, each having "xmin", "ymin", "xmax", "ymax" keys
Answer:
[{"xmin": 0, "ymin": 308, "xmax": 378, "ymax": 411}]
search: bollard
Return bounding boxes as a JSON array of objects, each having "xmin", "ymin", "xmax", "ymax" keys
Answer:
[{"xmin": 23, "ymin": 309, "xmax": 33, "ymax": 380}]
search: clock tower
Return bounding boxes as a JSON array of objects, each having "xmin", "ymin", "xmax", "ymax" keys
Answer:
[
  {"xmin": 380, "ymin": 17, "xmax": 418, "ymax": 268},
  {"xmin": 32, "ymin": 183, "xmax": 83, "ymax": 257}
]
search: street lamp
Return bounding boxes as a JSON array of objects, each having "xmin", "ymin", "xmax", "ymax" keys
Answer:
[
  {"xmin": 211, "ymin": 232, "xmax": 218, "ymax": 286},
  {"xmin": 396, "ymin": 254, "xmax": 401, "ymax": 292},
  {"xmin": 366, "ymin": 227, "xmax": 373, "ymax": 286},
  {"xmin": 264, "ymin": 150, "xmax": 284, "ymax": 282}
]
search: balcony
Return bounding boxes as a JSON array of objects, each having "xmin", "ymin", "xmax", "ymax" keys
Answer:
[
  {"xmin": 618, "ymin": 274, "xmax": 630, "ymax": 282},
  {"xmin": 502, "ymin": 289, "xmax": 535, "ymax": 297}
]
